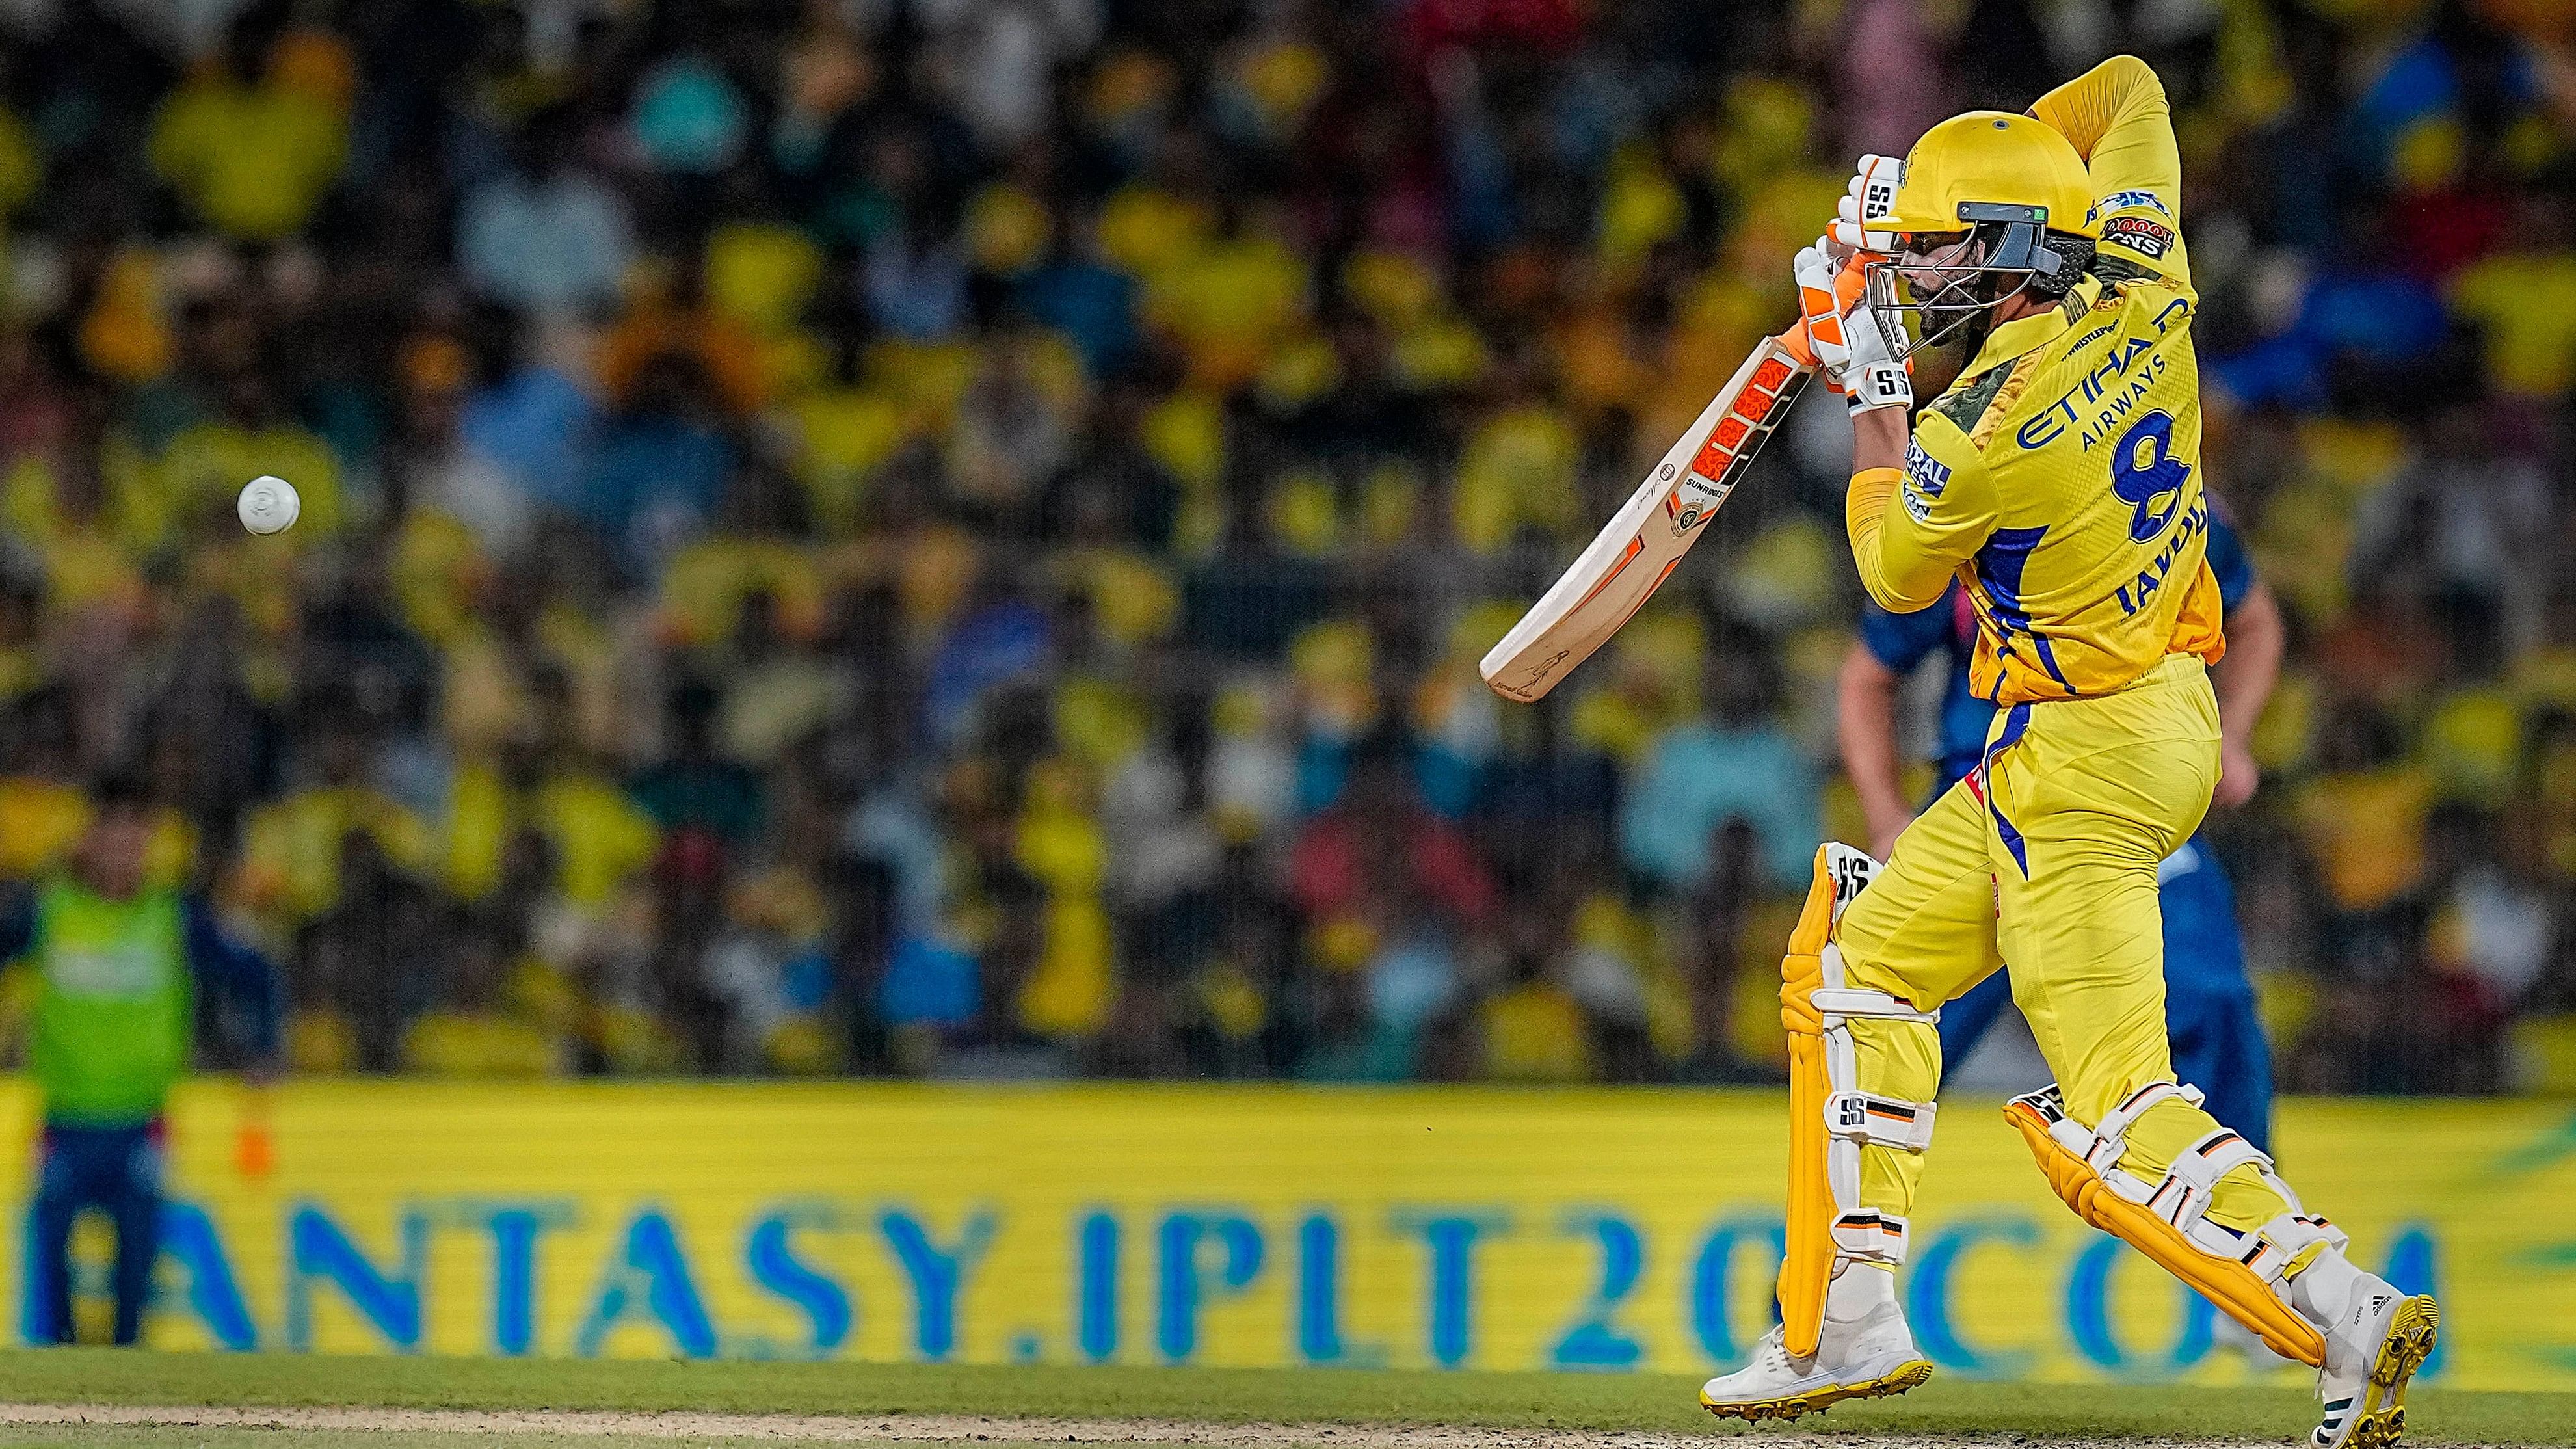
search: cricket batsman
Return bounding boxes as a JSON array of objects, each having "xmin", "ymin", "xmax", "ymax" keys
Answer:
[{"xmin": 1698, "ymin": 57, "xmax": 2438, "ymax": 1448}]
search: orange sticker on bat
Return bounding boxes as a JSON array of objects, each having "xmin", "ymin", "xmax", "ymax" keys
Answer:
[
  {"xmin": 1689, "ymin": 440, "xmax": 1727, "ymax": 478},
  {"xmin": 1692, "ymin": 423, "xmax": 1751, "ymax": 476}
]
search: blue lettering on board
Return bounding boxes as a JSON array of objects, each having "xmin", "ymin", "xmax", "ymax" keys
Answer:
[
  {"xmin": 574, "ymin": 1209, "xmax": 717, "ymax": 1358},
  {"xmin": 1156, "ymin": 1212, "xmax": 1264, "ymax": 1363},
  {"xmin": 881, "ymin": 1208, "xmax": 994, "ymax": 1362},
  {"xmin": 286, "ymin": 1204, "xmax": 425, "ymax": 1351}
]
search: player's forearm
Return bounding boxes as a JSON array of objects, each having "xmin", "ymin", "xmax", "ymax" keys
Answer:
[
  {"xmin": 2213, "ymin": 581, "xmax": 2284, "ymax": 752},
  {"xmin": 1846, "ymin": 468, "xmax": 1902, "ymax": 605},
  {"xmin": 1837, "ymin": 646, "xmax": 1914, "ymax": 847},
  {"xmin": 1852, "ymin": 401, "xmax": 1907, "ymax": 474},
  {"xmin": 1846, "ymin": 470, "xmax": 1951, "ymax": 612}
]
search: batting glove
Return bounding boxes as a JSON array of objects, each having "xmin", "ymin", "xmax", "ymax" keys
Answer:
[
  {"xmin": 1826, "ymin": 153, "xmax": 1904, "ymax": 257},
  {"xmin": 1794, "ymin": 241, "xmax": 1910, "ymax": 415}
]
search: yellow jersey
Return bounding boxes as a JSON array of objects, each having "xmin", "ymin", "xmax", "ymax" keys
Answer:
[{"xmin": 1848, "ymin": 57, "xmax": 2224, "ymax": 706}]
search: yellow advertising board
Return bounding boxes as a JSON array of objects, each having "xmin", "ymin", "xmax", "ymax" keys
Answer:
[{"xmin": 3, "ymin": 1080, "xmax": 2571, "ymax": 1388}]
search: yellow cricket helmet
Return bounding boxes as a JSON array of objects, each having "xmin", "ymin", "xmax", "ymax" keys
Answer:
[{"xmin": 1881, "ymin": 111, "xmax": 2099, "ymax": 240}]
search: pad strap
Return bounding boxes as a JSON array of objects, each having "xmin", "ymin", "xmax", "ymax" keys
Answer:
[
  {"xmin": 1811, "ymin": 987, "xmax": 1941, "ymax": 1022},
  {"xmin": 1827, "ymin": 1091, "xmax": 1937, "ymax": 1152},
  {"xmin": 2082, "ymin": 1080, "xmax": 2205, "ymax": 1173},
  {"xmin": 1831, "ymin": 1209, "xmax": 1910, "ymax": 1265},
  {"xmin": 2242, "ymin": 1212, "xmax": 2349, "ymax": 1284},
  {"xmin": 2144, "ymin": 1127, "xmax": 2270, "ymax": 1233},
  {"xmin": 1815, "ymin": 945, "xmax": 1941, "ymax": 1024}
]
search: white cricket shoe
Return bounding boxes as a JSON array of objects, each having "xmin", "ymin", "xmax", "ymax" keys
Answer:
[
  {"xmin": 1699, "ymin": 1266, "xmax": 1932, "ymax": 1422},
  {"xmin": 2294, "ymin": 1254, "xmax": 2439, "ymax": 1448}
]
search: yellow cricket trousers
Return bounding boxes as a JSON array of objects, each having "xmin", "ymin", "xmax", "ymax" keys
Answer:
[{"xmin": 1833, "ymin": 653, "xmax": 2289, "ymax": 1232}]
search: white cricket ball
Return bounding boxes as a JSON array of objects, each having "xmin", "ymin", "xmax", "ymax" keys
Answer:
[{"xmin": 237, "ymin": 475, "xmax": 300, "ymax": 535}]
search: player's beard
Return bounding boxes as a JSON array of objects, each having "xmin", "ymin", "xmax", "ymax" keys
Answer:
[
  {"xmin": 1909, "ymin": 266, "xmax": 2024, "ymax": 358},
  {"xmin": 1947, "ymin": 291, "xmax": 1999, "ymax": 358},
  {"xmin": 1874, "ymin": 235, "xmax": 2004, "ymax": 359},
  {"xmin": 1923, "ymin": 286, "xmax": 1990, "ymax": 354}
]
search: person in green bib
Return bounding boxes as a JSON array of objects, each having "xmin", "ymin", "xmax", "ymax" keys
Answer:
[{"xmin": 14, "ymin": 775, "xmax": 278, "ymax": 1346}]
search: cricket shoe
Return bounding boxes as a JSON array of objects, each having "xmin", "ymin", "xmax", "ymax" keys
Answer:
[
  {"xmin": 1699, "ymin": 1266, "xmax": 1931, "ymax": 1422},
  {"xmin": 2298, "ymin": 1260, "xmax": 2438, "ymax": 1449}
]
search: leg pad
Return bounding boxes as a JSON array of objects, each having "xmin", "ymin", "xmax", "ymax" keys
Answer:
[
  {"xmin": 2006, "ymin": 1093, "xmax": 2327, "ymax": 1366},
  {"xmin": 1779, "ymin": 843, "xmax": 1937, "ymax": 1357}
]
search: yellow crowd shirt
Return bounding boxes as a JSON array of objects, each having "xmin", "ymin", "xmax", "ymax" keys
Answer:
[{"xmin": 1848, "ymin": 56, "xmax": 2225, "ymax": 705}]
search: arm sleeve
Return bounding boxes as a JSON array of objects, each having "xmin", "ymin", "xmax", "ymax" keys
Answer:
[
  {"xmin": 1858, "ymin": 589, "xmax": 1958, "ymax": 673},
  {"xmin": 2028, "ymin": 54, "xmax": 2186, "ymax": 283},
  {"xmin": 1846, "ymin": 418, "xmax": 1997, "ymax": 613},
  {"xmin": 2204, "ymin": 503, "xmax": 2257, "ymax": 611},
  {"xmin": 183, "ymin": 896, "xmax": 283, "ymax": 1059}
]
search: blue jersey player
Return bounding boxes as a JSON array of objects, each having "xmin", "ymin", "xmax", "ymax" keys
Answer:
[{"xmin": 1835, "ymin": 507, "xmax": 2283, "ymax": 1149}]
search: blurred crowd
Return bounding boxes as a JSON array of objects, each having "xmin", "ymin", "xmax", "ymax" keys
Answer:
[{"xmin": 0, "ymin": 0, "xmax": 2569, "ymax": 1090}]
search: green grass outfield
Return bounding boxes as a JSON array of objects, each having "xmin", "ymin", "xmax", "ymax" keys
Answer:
[{"xmin": 0, "ymin": 1352, "xmax": 2571, "ymax": 1445}]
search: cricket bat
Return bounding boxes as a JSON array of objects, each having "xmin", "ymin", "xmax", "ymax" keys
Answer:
[{"xmin": 1478, "ymin": 325, "xmax": 1822, "ymax": 702}]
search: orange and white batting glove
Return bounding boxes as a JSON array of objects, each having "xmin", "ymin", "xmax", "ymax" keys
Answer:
[
  {"xmin": 1794, "ymin": 242, "xmax": 1910, "ymax": 416},
  {"xmin": 1827, "ymin": 153, "xmax": 1905, "ymax": 258}
]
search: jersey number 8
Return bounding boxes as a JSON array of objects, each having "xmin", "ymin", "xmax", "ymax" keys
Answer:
[{"xmin": 2111, "ymin": 410, "xmax": 2191, "ymax": 543}]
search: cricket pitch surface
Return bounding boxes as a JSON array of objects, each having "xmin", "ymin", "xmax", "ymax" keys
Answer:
[{"xmin": 0, "ymin": 1351, "xmax": 2568, "ymax": 1447}]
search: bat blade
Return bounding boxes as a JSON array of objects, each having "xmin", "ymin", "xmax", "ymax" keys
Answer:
[{"xmin": 1479, "ymin": 334, "xmax": 1814, "ymax": 702}]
